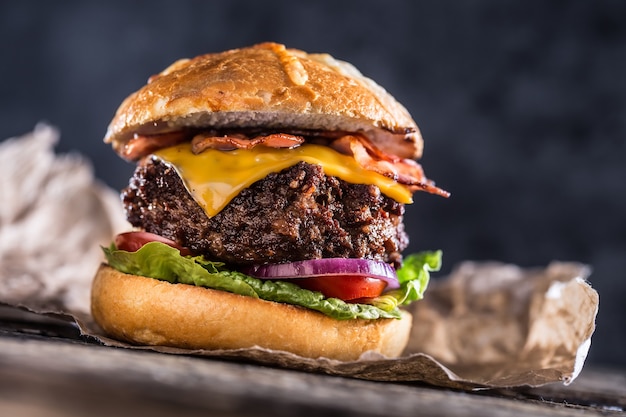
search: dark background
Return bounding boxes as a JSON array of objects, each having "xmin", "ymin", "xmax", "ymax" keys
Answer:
[{"xmin": 1, "ymin": 1, "xmax": 624, "ymax": 370}]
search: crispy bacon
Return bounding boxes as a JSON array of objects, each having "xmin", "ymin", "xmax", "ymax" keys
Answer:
[
  {"xmin": 122, "ymin": 131, "xmax": 189, "ymax": 160},
  {"xmin": 192, "ymin": 132, "xmax": 305, "ymax": 153},
  {"xmin": 121, "ymin": 129, "xmax": 448, "ymax": 197},
  {"xmin": 329, "ymin": 135, "xmax": 450, "ymax": 198}
]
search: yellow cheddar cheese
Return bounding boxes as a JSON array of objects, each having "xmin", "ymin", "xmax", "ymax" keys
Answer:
[{"xmin": 154, "ymin": 143, "xmax": 413, "ymax": 217}]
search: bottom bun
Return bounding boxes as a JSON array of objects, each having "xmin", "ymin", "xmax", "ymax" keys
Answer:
[{"xmin": 91, "ymin": 264, "xmax": 413, "ymax": 361}]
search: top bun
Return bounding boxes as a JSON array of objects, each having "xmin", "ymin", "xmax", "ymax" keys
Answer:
[{"xmin": 105, "ymin": 42, "xmax": 423, "ymax": 160}]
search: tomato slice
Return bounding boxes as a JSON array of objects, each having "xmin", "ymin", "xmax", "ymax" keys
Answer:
[
  {"xmin": 115, "ymin": 231, "xmax": 192, "ymax": 256},
  {"xmin": 292, "ymin": 275, "xmax": 387, "ymax": 301}
]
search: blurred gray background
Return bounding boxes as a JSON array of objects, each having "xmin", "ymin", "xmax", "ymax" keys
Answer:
[{"xmin": 1, "ymin": 1, "xmax": 624, "ymax": 370}]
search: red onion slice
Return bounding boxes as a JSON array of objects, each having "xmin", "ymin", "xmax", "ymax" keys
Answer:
[{"xmin": 242, "ymin": 258, "xmax": 400, "ymax": 290}]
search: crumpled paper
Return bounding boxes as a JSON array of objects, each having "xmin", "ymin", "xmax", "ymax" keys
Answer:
[
  {"xmin": 0, "ymin": 127, "xmax": 599, "ymax": 390},
  {"xmin": 0, "ymin": 124, "xmax": 128, "ymax": 313},
  {"xmin": 403, "ymin": 261, "xmax": 598, "ymax": 387},
  {"xmin": 72, "ymin": 260, "xmax": 597, "ymax": 389}
]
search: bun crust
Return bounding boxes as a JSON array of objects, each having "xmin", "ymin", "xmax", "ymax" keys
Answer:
[
  {"xmin": 105, "ymin": 42, "xmax": 422, "ymax": 159},
  {"xmin": 91, "ymin": 264, "xmax": 413, "ymax": 361}
]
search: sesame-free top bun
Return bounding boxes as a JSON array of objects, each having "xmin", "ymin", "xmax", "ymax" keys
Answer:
[
  {"xmin": 91, "ymin": 264, "xmax": 413, "ymax": 361},
  {"xmin": 105, "ymin": 42, "xmax": 423, "ymax": 160}
]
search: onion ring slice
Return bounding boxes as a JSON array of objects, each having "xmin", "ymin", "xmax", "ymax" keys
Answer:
[{"xmin": 242, "ymin": 258, "xmax": 400, "ymax": 290}]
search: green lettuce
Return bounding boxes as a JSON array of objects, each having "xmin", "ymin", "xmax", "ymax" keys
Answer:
[
  {"xmin": 102, "ymin": 242, "xmax": 442, "ymax": 321},
  {"xmin": 368, "ymin": 250, "xmax": 442, "ymax": 311}
]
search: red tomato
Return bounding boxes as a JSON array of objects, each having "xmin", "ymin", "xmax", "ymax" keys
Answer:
[
  {"xmin": 293, "ymin": 275, "xmax": 387, "ymax": 301},
  {"xmin": 115, "ymin": 231, "xmax": 192, "ymax": 256}
]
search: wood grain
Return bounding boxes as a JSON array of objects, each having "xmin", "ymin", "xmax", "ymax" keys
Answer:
[{"xmin": 0, "ymin": 328, "xmax": 623, "ymax": 417}]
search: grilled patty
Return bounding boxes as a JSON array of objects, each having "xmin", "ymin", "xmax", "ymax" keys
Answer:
[{"xmin": 122, "ymin": 157, "xmax": 409, "ymax": 266}]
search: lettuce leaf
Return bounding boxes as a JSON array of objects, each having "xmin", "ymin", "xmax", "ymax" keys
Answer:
[
  {"xmin": 102, "ymin": 242, "xmax": 441, "ymax": 321},
  {"xmin": 396, "ymin": 250, "xmax": 442, "ymax": 302},
  {"xmin": 366, "ymin": 250, "xmax": 442, "ymax": 311}
]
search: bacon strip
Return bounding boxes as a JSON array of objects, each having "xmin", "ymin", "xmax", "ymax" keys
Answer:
[
  {"xmin": 122, "ymin": 131, "xmax": 189, "ymax": 160},
  {"xmin": 329, "ymin": 135, "xmax": 450, "ymax": 197},
  {"xmin": 121, "ymin": 130, "xmax": 448, "ymax": 197},
  {"xmin": 192, "ymin": 132, "xmax": 305, "ymax": 153}
]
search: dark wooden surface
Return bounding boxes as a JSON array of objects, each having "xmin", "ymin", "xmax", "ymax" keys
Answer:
[{"xmin": 0, "ymin": 306, "xmax": 623, "ymax": 417}]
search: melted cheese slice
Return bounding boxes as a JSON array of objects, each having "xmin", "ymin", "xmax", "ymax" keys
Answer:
[{"xmin": 154, "ymin": 143, "xmax": 413, "ymax": 217}]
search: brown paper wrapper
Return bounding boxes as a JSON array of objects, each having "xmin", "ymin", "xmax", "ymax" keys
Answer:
[
  {"xmin": 67, "ymin": 260, "xmax": 597, "ymax": 389},
  {"xmin": 0, "ymin": 127, "xmax": 599, "ymax": 390}
]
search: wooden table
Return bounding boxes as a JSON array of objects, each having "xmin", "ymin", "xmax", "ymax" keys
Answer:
[{"xmin": 0, "ymin": 306, "xmax": 623, "ymax": 417}]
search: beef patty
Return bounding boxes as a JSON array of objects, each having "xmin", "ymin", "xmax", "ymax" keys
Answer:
[{"xmin": 122, "ymin": 157, "xmax": 409, "ymax": 266}]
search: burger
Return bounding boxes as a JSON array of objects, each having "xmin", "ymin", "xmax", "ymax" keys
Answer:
[{"xmin": 91, "ymin": 42, "xmax": 449, "ymax": 361}]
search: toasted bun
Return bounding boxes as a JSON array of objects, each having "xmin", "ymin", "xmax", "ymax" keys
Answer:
[
  {"xmin": 91, "ymin": 264, "xmax": 412, "ymax": 361},
  {"xmin": 105, "ymin": 42, "xmax": 422, "ymax": 160}
]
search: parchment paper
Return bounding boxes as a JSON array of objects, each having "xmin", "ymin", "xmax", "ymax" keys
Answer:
[
  {"xmin": 0, "ymin": 127, "xmax": 599, "ymax": 390},
  {"xmin": 0, "ymin": 124, "xmax": 129, "ymax": 313}
]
